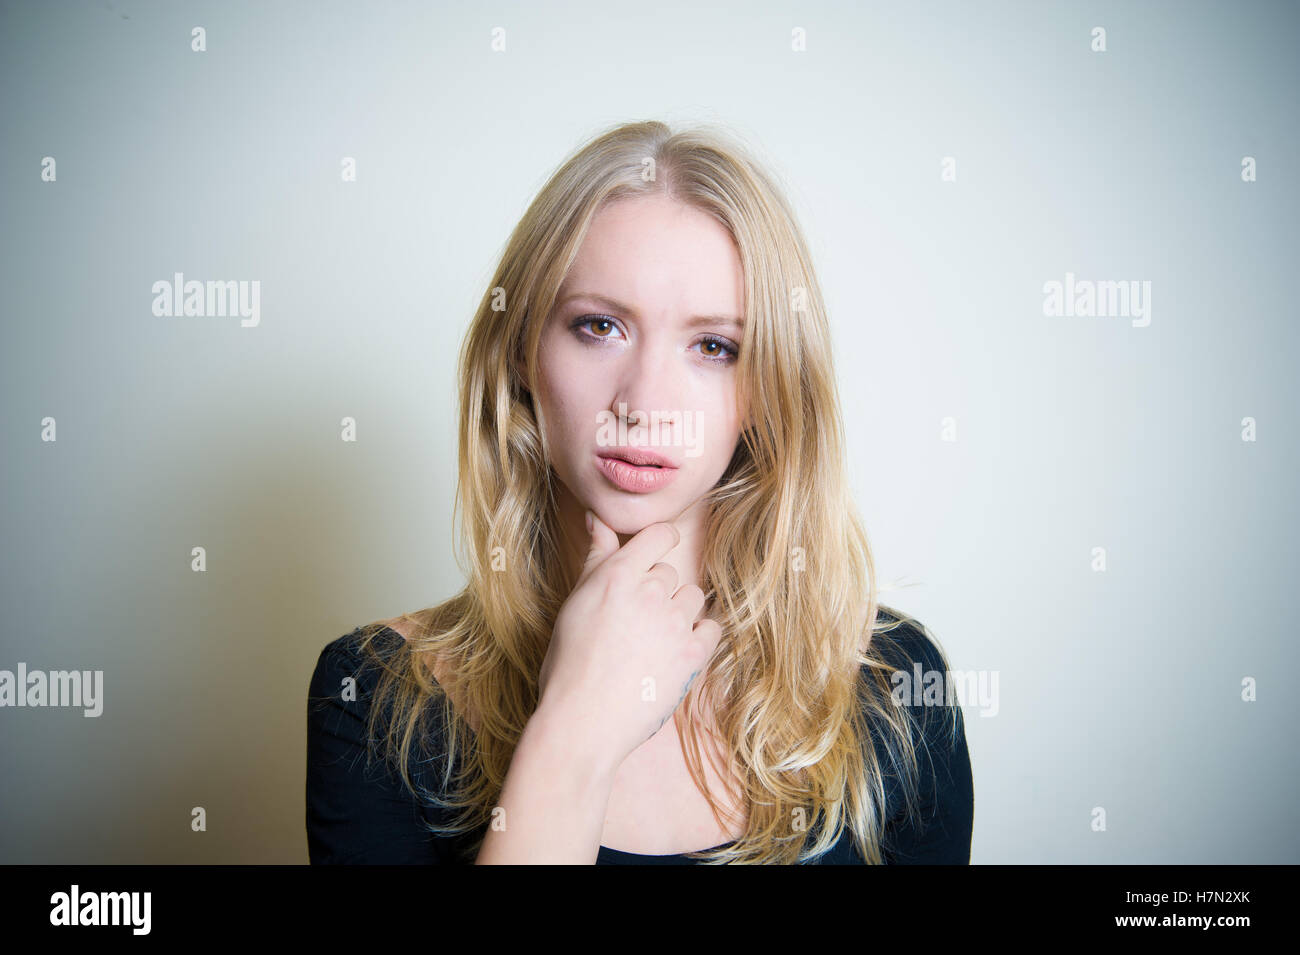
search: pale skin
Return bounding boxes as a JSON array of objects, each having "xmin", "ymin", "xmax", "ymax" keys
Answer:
[{"xmin": 393, "ymin": 193, "xmax": 754, "ymax": 862}]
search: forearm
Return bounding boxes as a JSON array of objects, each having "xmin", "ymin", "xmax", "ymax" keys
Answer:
[{"xmin": 474, "ymin": 706, "xmax": 619, "ymax": 864}]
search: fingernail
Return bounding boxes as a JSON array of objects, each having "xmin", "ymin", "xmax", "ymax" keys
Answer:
[{"xmin": 585, "ymin": 510, "xmax": 594, "ymax": 534}]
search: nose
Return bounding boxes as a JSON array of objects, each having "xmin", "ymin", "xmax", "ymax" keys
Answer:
[{"xmin": 608, "ymin": 338, "xmax": 684, "ymax": 444}]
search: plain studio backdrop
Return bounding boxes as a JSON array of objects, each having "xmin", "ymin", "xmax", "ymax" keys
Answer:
[{"xmin": 1, "ymin": 0, "xmax": 1296, "ymax": 863}]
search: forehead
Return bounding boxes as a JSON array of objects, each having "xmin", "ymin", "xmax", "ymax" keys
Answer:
[{"xmin": 557, "ymin": 196, "xmax": 744, "ymax": 321}]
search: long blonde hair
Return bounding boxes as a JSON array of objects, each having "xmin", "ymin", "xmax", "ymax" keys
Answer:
[{"xmin": 354, "ymin": 119, "xmax": 958, "ymax": 864}]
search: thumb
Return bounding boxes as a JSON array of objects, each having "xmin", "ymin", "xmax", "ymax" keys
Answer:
[{"xmin": 580, "ymin": 510, "xmax": 619, "ymax": 579}]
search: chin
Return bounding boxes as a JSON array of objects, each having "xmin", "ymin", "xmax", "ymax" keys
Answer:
[{"xmin": 595, "ymin": 495, "xmax": 692, "ymax": 535}]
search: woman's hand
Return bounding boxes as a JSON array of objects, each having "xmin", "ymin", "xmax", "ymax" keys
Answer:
[{"xmin": 535, "ymin": 511, "xmax": 722, "ymax": 772}]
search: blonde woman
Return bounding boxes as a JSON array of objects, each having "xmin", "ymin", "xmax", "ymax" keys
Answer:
[{"xmin": 306, "ymin": 120, "xmax": 973, "ymax": 865}]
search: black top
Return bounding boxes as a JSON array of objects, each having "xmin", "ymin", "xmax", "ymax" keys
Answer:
[{"xmin": 306, "ymin": 619, "xmax": 974, "ymax": 864}]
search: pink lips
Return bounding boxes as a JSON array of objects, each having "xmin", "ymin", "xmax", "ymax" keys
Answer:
[{"xmin": 596, "ymin": 452, "xmax": 681, "ymax": 493}]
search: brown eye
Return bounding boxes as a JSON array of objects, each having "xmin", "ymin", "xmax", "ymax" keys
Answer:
[
  {"xmin": 695, "ymin": 335, "xmax": 738, "ymax": 363},
  {"xmin": 572, "ymin": 315, "xmax": 622, "ymax": 341}
]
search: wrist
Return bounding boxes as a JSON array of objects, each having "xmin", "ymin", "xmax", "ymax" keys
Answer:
[{"xmin": 522, "ymin": 702, "xmax": 623, "ymax": 788}]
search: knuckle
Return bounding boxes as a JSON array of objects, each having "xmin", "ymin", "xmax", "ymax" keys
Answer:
[
  {"xmin": 695, "ymin": 618, "xmax": 722, "ymax": 640},
  {"xmin": 652, "ymin": 522, "xmax": 677, "ymax": 547},
  {"xmin": 593, "ymin": 572, "xmax": 621, "ymax": 603}
]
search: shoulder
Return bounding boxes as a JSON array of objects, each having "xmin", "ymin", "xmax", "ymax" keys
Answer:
[
  {"xmin": 859, "ymin": 607, "xmax": 968, "ymax": 793},
  {"xmin": 305, "ymin": 624, "xmax": 454, "ymax": 863},
  {"xmin": 860, "ymin": 610, "xmax": 974, "ymax": 862},
  {"xmin": 862, "ymin": 606, "xmax": 950, "ymax": 685},
  {"xmin": 306, "ymin": 622, "xmax": 447, "ymax": 770},
  {"xmin": 313, "ymin": 611, "xmax": 472, "ymax": 729},
  {"xmin": 308, "ymin": 623, "xmax": 407, "ymax": 703},
  {"xmin": 377, "ymin": 611, "xmax": 456, "ymax": 682},
  {"xmin": 316, "ymin": 622, "xmax": 406, "ymax": 669}
]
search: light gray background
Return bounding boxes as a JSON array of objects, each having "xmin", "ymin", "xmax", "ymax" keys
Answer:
[{"xmin": 1, "ymin": 0, "xmax": 1295, "ymax": 863}]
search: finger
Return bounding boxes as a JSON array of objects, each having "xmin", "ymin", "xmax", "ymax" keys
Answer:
[
  {"xmin": 645, "ymin": 561, "xmax": 678, "ymax": 595},
  {"xmin": 611, "ymin": 520, "xmax": 680, "ymax": 573},
  {"xmin": 578, "ymin": 510, "xmax": 620, "ymax": 583},
  {"xmin": 671, "ymin": 583, "xmax": 706, "ymax": 622},
  {"xmin": 691, "ymin": 617, "xmax": 723, "ymax": 655}
]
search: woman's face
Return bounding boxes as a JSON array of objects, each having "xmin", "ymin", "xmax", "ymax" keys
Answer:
[{"xmin": 533, "ymin": 193, "xmax": 747, "ymax": 537}]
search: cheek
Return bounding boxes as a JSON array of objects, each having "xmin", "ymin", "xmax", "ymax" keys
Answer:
[
  {"xmin": 693, "ymin": 390, "xmax": 741, "ymax": 470},
  {"xmin": 535, "ymin": 352, "xmax": 590, "ymax": 451}
]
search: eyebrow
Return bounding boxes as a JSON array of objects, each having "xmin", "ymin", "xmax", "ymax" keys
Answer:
[{"xmin": 556, "ymin": 292, "xmax": 743, "ymax": 330}]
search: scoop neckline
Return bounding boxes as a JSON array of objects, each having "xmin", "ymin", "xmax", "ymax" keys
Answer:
[
  {"xmin": 375, "ymin": 624, "xmax": 740, "ymax": 859},
  {"xmin": 598, "ymin": 840, "xmax": 737, "ymax": 858}
]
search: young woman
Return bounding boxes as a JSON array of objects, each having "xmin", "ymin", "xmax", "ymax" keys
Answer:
[{"xmin": 307, "ymin": 120, "xmax": 974, "ymax": 865}]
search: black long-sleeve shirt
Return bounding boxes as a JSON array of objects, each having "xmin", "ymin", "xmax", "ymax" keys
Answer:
[{"xmin": 306, "ymin": 618, "xmax": 974, "ymax": 864}]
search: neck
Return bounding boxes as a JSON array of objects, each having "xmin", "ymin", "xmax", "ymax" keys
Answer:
[{"xmin": 553, "ymin": 484, "xmax": 711, "ymax": 600}]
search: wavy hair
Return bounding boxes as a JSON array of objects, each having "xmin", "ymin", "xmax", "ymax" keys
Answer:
[{"xmin": 353, "ymin": 119, "xmax": 958, "ymax": 864}]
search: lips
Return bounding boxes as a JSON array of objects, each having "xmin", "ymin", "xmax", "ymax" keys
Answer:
[
  {"xmin": 595, "ymin": 450, "xmax": 681, "ymax": 493},
  {"xmin": 597, "ymin": 447, "xmax": 679, "ymax": 468}
]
